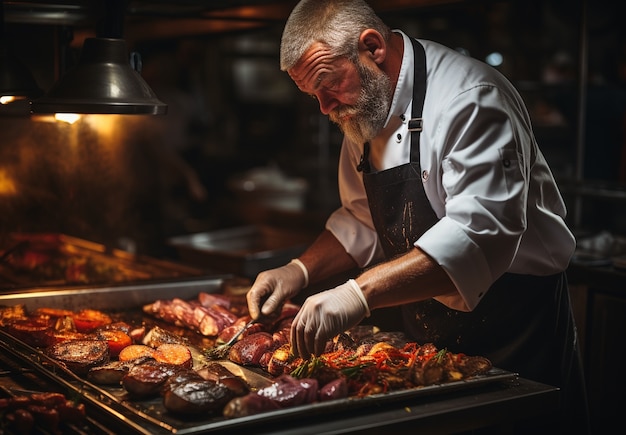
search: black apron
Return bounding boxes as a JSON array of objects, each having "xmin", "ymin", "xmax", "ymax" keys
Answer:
[{"xmin": 358, "ymin": 38, "xmax": 589, "ymax": 433}]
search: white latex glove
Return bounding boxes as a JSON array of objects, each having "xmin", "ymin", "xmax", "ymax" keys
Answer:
[
  {"xmin": 247, "ymin": 260, "xmax": 308, "ymax": 320},
  {"xmin": 290, "ymin": 279, "xmax": 370, "ymax": 359}
]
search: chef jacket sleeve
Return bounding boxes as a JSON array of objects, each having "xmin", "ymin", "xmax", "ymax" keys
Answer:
[{"xmin": 417, "ymin": 83, "xmax": 540, "ymax": 311}]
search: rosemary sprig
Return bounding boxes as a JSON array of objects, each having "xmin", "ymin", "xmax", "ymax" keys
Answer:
[
  {"xmin": 291, "ymin": 356, "xmax": 322, "ymax": 378},
  {"xmin": 340, "ymin": 362, "xmax": 373, "ymax": 378},
  {"xmin": 434, "ymin": 348, "xmax": 448, "ymax": 364}
]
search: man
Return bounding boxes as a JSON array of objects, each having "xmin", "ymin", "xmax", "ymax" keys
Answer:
[{"xmin": 247, "ymin": 1, "xmax": 589, "ymax": 432}]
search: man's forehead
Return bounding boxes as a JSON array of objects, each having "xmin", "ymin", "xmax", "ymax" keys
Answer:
[{"xmin": 288, "ymin": 42, "xmax": 337, "ymax": 89}]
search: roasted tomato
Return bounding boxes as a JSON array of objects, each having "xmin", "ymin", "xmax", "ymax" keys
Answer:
[
  {"xmin": 72, "ymin": 309, "xmax": 112, "ymax": 332},
  {"xmin": 97, "ymin": 330, "xmax": 133, "ymax": 357}
]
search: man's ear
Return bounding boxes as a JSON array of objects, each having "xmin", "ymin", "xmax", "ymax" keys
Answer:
[{"xmin": 358, "ymin": 29, "xmax": 386, "ymax": 64}]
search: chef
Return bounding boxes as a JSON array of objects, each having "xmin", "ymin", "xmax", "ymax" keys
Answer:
[{"xmin": 246, "ymin": 0, "xmax": 589, "ymax": 432}]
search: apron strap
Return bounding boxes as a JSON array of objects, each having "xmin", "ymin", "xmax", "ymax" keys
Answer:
[
  {"xmin": 408, "ymin": 38, "xmax": 426, "ymax": 164},
  {"xmin": 357, "ymin": 142, "xmax": 371, "ymax": 173},
  {"xmin": 358, "ymin": 38, "xmax": 427, "ymax": 173}
]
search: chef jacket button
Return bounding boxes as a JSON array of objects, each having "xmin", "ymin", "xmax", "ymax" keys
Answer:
[
  {"xmin": 396, "ymin": 133, "xmax": 402, "ymax": 143},
  {"xmin": 400, "ymin": 114, "xmax": 406, "ymax": 122},
  {"xmin": 422, "ymin": 170, "xmax": 429, "ymax": 181},
  {"xmin": 503, "ymin": 159, "xmax": 511, "ymax": 168}
]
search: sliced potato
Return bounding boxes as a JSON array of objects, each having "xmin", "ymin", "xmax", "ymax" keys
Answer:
[
  {"xmin": 153, "ymin": 343, "xmax": 193, "ymax": 369},
  {"xmin": 118, "ymin": 344, "xmax": 155, "ymax": 362}
]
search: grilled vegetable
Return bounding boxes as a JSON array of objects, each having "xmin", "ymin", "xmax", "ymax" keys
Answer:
[
  {"xmin": 118, "ymin": 344, "xmax": 156, "ymax": 362},
  {"xmin": 71, "ymin": 309, "xmax": 112, "ymax": 333},
  {"xmin": 96, "ymin": 329, "xmax": 133, "ymax": 357},
  {"xmin": 152, "ymin": 343, "xmax": 193, "ymax": 369}
]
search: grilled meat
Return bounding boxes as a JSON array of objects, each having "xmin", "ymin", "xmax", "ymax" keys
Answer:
[
  {"xmin": 162, "ymin": 369, "xmax": 240, "ymax": 415},
  {"xmin": 318, "ymin": 377, "xmax": 349, "ymax": 402},
  {"xmin": 142, "ymin": 325, "xmax": 187, "ymax": 347},
  {"xmin": 257, "ymin": 374, "xmax": 318, "ymax": 407},
  {"xmin": 216, "ymin": 315, "xmax": 266, "ymax": 345},
  {"xmin": 0, "ymin": 391, "xmax": 86, "ymax": 433},
  {"xmin": 222, "ymin": 393, "xmax": 280, "ymax": 419},
  {"xmin": 87, "ymin": 359, "xmax": 144, "ymax": 385},
  {"xmin": 266, "ymin": 344, "xmax": 298, "ymax": 377},
  {"xmin": 194, "ymin": 304, "xmax": 238, "ymax": 336},
  {"xmin": 121, "ymin": 358, "xmax": 182, "ymax": 398},
  {"xmin": 196, "ymin": 362, "xmax": 250, "ymax": 397},
  {"xmin": 3, "ymin": 317, "xmax": 57, "ymax": 348},
  {"xmin": 143, "ymin": 297, "xmax": 239, "ymax": 337},
  {"xmin": 197, "ymin": 292, "xmax": 238, "ymax": 310},
  {"xmin": 223, "ymin": 374, "xmax": 318, "ymax": 419},
  {"xmin": 47, "ymin": 339, "xmax": 110, "ymax": 375},
  {"xmin": 227, "ymin": 332, "xmax": 276, "ymax": 366}
]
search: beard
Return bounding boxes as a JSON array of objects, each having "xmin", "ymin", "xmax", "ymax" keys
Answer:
[{"xmin": 329, "ymin": 60, "xmax": 393, "ymax": 144}]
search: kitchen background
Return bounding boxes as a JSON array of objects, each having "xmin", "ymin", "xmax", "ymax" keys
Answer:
[
  {"xmin": 1, "ymin": 0, "xmax": 625, "ymax": 257},
  {"xmin": 0, "ymin": 0, "xmax": 624, "ymax": 431}
]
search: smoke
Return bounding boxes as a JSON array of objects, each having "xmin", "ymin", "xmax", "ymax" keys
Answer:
[{"xmin": 0, "ymin": 114, "xmax": 162, "ymax": 253}]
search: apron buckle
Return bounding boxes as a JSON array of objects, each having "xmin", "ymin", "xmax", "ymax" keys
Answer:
[{"xmin": 408, "ymin": 117, "xmax": 423, "ymax": 132}]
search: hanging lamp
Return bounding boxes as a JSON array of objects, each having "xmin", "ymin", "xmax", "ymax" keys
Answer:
[
  {"xmin": 30, "ymin": 0, "xmax": 166, "ymax": 115},
  {"xmin": 0, "ymin": 0, "xmax": 43, "ymax": 105}
]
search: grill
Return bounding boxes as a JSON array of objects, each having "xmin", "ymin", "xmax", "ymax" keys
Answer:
[{"xmin": 0, "ymin": 277, "xmax": 528, "ymax": 434}]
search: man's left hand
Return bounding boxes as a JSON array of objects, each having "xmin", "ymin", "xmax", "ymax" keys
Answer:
[{"xmin": 290, "ymin": 279, "xmax": 370, "ymax": 359}]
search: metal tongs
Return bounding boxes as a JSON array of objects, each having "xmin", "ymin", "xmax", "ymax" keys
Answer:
[
  {"xmin": 205, "ymin": 301, "xmax": 281, "ymax": 360},
  {"xmin": 206, "ymin": 317, "xmax": 257, "ymax": 360}
]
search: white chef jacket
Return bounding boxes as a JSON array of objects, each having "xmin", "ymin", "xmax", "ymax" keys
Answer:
[{"xmin": 326, "ymin": 31, "xmax": 576, "ymax": 312}]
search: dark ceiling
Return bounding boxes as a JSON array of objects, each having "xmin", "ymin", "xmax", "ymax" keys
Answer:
[
  {"xmin": 3, "ymin": 0, "xmax": 465, "ymax": 42},
  {"xmin": 2, "ymin": 0, "xmax": 298, "ymax": 25}
]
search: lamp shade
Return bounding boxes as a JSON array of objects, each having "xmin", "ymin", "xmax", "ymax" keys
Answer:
[
  {"xmin": 0, "ymin": 44, "xmax": 43, "ymax": 102},
  {"xmin": 31, "ymin": 37, "xmax": 167, "ymax": 115}
]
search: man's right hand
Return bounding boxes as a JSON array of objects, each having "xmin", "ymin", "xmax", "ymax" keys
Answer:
[{"xmin": 246, "ymin": 260, "xmax": 308, "ymax": 320}]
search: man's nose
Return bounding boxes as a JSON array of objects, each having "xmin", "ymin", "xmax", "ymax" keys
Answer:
[{"xmin": 317, "ymin": 93, "xmax": 338, "ymax": 115}]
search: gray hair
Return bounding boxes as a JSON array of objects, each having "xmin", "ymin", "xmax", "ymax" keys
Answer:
[{"xmin": 280, "ymin": 0, "xmax": 391, "ymax": 71}]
